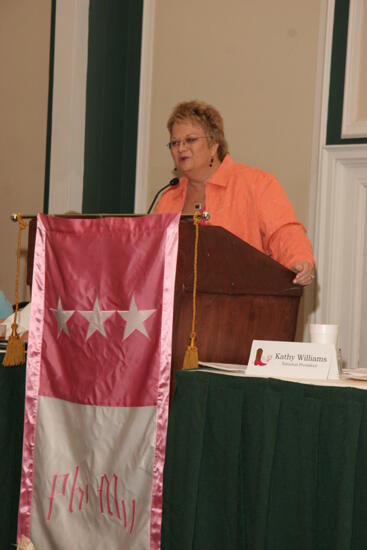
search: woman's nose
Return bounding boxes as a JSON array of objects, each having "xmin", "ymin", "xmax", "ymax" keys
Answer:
[{"xmin": 177, "ymin": 139, "xmax": 187, "ymax": 151}]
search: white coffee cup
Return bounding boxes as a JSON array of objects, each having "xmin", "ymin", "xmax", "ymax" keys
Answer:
[{"xmin": 309, "ymin": 323, "xmax": 338, "ymax": 345}]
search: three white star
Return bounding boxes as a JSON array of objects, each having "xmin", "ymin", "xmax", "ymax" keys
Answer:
[
  {"xmin": 50, "ymin": 298, "xmax": 75, "ymax": 337},
  {"xmin": 50, "ymin": 295, "xmax": 157, "ymax": 341},
  {"xmin": 79, "ymin": 298, "xmax": 115, "ymax": 340},
  {"xmin": 118, "ymin": 295, "xmax": 156, "ymax": 341}
]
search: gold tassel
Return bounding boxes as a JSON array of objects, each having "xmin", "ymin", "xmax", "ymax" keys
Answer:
[
  {"xmin": 183, "ymin": 332, "xmax": 199, "ymax": 370},
  {"xmin": 3, "ymin": 322, "xmax": 25, "ymax": 367},
  {"xmin": 3, "ymin": 213, "xmax": 28, "ymax": 367},
  {"xmin": 182, "ymin": 212, "xmax": 200, "ymax": 370}
]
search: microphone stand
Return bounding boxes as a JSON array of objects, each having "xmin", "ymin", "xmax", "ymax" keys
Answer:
[{"xmin": 146, "ymin": 178, "xmax": 179, "ymax": 214}]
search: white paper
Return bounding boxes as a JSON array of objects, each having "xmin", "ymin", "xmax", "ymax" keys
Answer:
[
  {"xmin": 342, "ymin": 368, "xmax": 367, "ymax": 380},
  {"xmin": 247, "ymin": 340, "xmax": 339, "ymax": 380},
  {"xmin": 198, "ymin": 361, "xmax": 246, "ymax": 373}
]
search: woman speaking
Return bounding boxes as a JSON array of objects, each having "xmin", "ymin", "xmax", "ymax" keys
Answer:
[{"xmin": 154, "ymin": 100, "xmax": 315, "ymax": 286}]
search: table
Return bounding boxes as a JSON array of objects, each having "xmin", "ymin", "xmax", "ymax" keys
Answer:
[
  {"xmin": 3, "ymin": 362, "xmax": 367, "ymax": 550},
  {"xmin": 0, "ymin": 355, "xmax": 25, "ymax": 550},
  {"xmin": 162, "ymin": 371, "xmax": 367, "ymax": 550}
]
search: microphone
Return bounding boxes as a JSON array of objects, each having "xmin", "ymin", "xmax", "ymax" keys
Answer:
[{"xmin": 147, "ymin": 177, "xmax": 179, "ymax": 214}]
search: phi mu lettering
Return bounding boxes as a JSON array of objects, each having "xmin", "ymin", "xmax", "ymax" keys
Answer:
[{"xmin": 47, "ymin": 466, "xmax": 136, "ymax": 534}]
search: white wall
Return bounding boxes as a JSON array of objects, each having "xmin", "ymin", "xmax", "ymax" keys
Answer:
[
  {"xmin": 48, "ymin": 0, "xmax": 89, "ymax": 215},
  {"xmin": 357, "ymin": 0, "xmax": 367, "ymax": 119},
  {"xmin": 0, "ymin": 1, "xmax": 51, "ymax": 303}
]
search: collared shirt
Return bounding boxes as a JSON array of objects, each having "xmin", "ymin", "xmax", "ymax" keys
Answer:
[{"xmin": 154, "ymin": 155, "xmax": 314, "ymax": 269}]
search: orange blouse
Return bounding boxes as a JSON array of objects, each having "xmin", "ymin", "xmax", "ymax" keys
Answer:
[{"xmin": 154, "ymin": 155, "xmax": 315, "ymax": 269}]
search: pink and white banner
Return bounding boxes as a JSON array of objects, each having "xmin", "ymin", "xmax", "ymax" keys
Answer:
[{"xmin": 17, "ymin": 213, "xmax": 179, "ymax": 549}]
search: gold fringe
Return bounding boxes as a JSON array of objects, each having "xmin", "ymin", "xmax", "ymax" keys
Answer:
[
  {"xmin": 3, "ymin": 213, "xmax": 28, "ymax": 367},
  {"xmin": 182, "ymin": 212, "xmax": 200, "ymax": 370}
]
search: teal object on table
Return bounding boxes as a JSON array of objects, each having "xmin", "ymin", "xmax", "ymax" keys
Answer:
[
  {"xmin": 162, "ymin": 371, "xmax": 367, "ymax": 550},
  {"xmin": 0, "ymin": 291, "xmax": 13, "ymax": 320}
]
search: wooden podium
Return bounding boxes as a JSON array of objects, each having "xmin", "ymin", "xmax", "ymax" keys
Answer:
[
  {"xmin": 27, "ymin": 217, "xmax": 302, "ymax": 394},
  {"xmin": 172, "ymin": 219, "xmax": 302, "ymax": 392}
]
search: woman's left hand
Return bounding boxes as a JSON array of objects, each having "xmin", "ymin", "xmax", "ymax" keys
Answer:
[{"xmin": 291, "ymin": 261, "xmax": 315, "ymax": 286}]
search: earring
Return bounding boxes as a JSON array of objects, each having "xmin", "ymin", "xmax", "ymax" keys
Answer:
[
  {"xmin": 174, "ymin": 166, "xmax": 177, "ymax": 172},
  {"xmin": 209, "ymin": 158, "xmax": 213, "ymax": 168}
]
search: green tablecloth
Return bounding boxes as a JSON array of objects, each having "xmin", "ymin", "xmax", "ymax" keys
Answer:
[
  {"xmin": 0, "ymin": 357, "xmax": 25, "ymax": 550},
  {"xmin": 162, "ymin": 371, "xmax": 367, "ymax": 550},
  {"xmin": 3, "ymin": 363, "xmax": 367, "ymax": 549}
]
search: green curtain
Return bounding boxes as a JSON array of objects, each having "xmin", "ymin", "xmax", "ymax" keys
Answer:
[
  {"xmin": 326, "ymin": 0, "xmax": 367, "ymax": 145},
  {"xmin": 0, "ymin": 359, "xmax": 25, "ymax": 550},
  {"xmin": 162, "ymin": 371, "xmax": 367, "ymax": 550},
  {"xmin": 82, "ymin": 0, "xmax": 143, "ymax": 214}
]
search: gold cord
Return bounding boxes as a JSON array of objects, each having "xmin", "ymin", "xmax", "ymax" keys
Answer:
[
  {"xmin": 3, "ymin": 213, "xmax": 29, "ymax": 367},
  {"xmin": 14, "ymin": 214, "xmax": 28, "ymax": 326},
  {"xmin": 183, "ymin": 211, "xmax": 200, "ymax": 370},
  {"xmin": 190, "ymin": 211, "xmax": 200, "ymax": 344}
]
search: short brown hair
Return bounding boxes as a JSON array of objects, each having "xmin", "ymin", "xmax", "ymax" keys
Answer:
[{"xmin": 167, "ymin": 100, "xmax": 228, "ymax": 161}]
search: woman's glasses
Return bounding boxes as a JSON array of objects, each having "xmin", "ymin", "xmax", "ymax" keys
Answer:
[{"xmin": 167, "ymin": 136, "xmax": 207, "ymax": 150}]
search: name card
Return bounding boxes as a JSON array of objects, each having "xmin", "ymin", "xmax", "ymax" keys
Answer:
[{"xmin": 247, "ymin": 340, "xmax": 339, "ymax": 380}]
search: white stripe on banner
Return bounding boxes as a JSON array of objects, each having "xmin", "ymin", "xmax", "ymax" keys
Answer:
[{"xmin": 31, "ymin": 396, "xmax": 156, "ymax": 548}]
